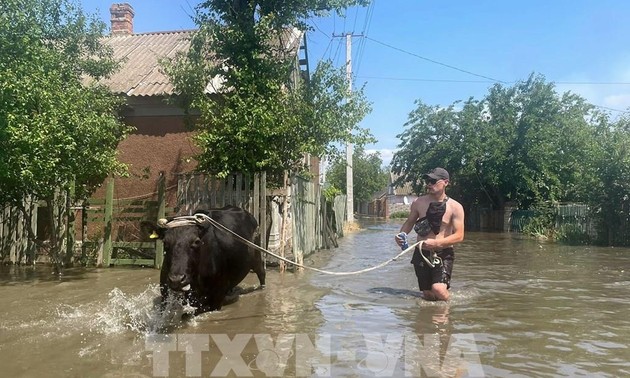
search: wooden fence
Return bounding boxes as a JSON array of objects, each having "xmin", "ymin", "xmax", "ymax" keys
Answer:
[
  {"xmin": 0, "ymin": 199, "xmax": 38, "ymax": 264},
  {"xmin": 176, "ymin": 172, "xmax": 268, "ymax": 253},
  {"xmin": 1, "ymin": 172, "xmax": 347, "ymax": 267},
  {"xmin": 177, "ymin": 173, "xmax": 342, "ymax": 269},
  {"xmin": 82, "ymin": 175, "xmax": 172, "ymax": 268}
]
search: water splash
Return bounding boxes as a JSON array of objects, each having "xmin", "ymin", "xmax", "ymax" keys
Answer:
[{"xmin": 93, "ymin": 284, "xmax": 196, "ymax": 335}]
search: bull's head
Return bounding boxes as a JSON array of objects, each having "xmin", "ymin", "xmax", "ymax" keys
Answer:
[{"xmin": 142, "ymin": 217, "xmax": 208, "ymax": 292}]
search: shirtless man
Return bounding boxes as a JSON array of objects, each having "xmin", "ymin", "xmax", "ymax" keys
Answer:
[{"xmin": 395, "ymin": 167, "xmax": 465, "ymax": 301}]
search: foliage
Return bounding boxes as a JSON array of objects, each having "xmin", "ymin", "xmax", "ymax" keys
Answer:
[
  {"xmin": 323, "ymin": 184, "xmax": 342, "ymax": 203},
  {"xmin": 588, "ymin": 115, "xmax": 630, "ymax": 245},
  {"xmin": 0, "ymin": 0, "xmax": 130, "ymax": 267},
  {"xmin": 392, "ymin": 73, "xmax": 601, "ymax": 211},
  {"xmin": 326, "ymin": 146, "xmax": 389, "ymax": 204},
  {"xmin": 164, "ymin": 0, "xmax": 373, "ymax": 177},
  {"xmin": 0, "ymin": 0, "xmax": 130, "ymax": 205},
  {"xmin": 389, "ymin": 211, "xmax": 410, "ymax": 219},
  {"xmin": 520, "ymin": 204, "xmax": 555, "ymax": 239},
  {"xmin": 555, "ymin": 224, "xmax": 591, "ymax": 245}
]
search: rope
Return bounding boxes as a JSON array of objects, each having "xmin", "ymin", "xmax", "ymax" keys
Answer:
[
  {"xmin": 420, "ymin": 250, "xmax": 442, "ymax": 268},
  {"xmin": 160, "ymin": 214, "xmax": 423, "ymax": 276}
]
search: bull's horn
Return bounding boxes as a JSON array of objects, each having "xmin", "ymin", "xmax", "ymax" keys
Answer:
[{"xmin": 157, "ymin": 218, "xmax": 168, "ymax": 227}]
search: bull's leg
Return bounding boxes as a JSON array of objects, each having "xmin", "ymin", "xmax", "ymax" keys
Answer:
[
  {"xmin": 159, "ymin": 266, "xmax": 170, "ymax": 309},
  {"xmin": 223, "ymin": 287, "xmax": 241, "ymax": 306},
  {"xmin": 254, "ymin": 256, "xmax": 266, "ymax": 289},
  {"xmin": 251, "ymin": 231, "xmax": 266, "ymax": 289},
  {"xmin": 192, "ymin": 291, "xmax": 225, "ymax": 315}
]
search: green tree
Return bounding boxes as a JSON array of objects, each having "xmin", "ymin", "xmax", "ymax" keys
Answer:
[
  {"xmin": 0, "ymin": 0, "xmax": 130, "ymax": 263},
  {"xmin": 392, "ymin": 74, "xmax": 600, "ymax": 211},
  {"xmin": 326, "ymin": 146, "xmax": 389, "ymax": 208},
  {"xmin": 590, "ymin": 114, "xmax": 630, "ymax": 245},
  {"xmin": 391, "ymin": 100, "xmax": 462, "ymax": 195},
  {"xmin": 164, "ymin": 0, "xmax": 373, "ymax": 178}
]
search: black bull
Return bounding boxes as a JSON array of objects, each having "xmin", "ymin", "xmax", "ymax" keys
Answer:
[{"xmin": 142, "ymin": 206, "xmax": 266, "ymax": 314}]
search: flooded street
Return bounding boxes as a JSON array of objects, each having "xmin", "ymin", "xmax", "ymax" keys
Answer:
[{"xmin": 1, "ymin": 219, "xmax": 629, "ymax": 377}]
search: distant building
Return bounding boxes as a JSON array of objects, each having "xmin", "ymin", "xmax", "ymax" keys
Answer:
[{"xmin": 358, "ymin": 172, "xmax": 419, "ymax": 218}]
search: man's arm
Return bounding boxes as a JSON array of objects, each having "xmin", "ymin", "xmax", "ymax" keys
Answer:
[
  {"xmin": 399, "ymin": 200, "xmax": 420, "ymax": 234},
  {"xmin": 395, "ymin": 200, "xmax": 420, "ymax": 247}
]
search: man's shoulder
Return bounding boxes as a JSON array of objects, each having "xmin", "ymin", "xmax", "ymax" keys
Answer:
[
  {"xmin": 412, "ymin": 195, "xmax": 432, "ymax": 205},
  {"xmin": 447, "ymin": 198, "xmax": 464, "ymax": 212}
]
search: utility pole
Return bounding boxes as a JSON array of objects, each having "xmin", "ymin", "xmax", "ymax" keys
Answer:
[
  {"xmin": 330, "ymin": 31, "xmax": 362, "ymax": 223},
  {"xmin": 345, "ymin": 33, "xmax": 354, "ymax": 223},
  {"xmin": 332, "ymin": 32, "xmax": 362, "ymax": 223}
]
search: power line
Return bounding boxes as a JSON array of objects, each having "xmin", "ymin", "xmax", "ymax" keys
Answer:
[
  {"xmin": 592, "ymin": 104, "xmax": 630, "ymax": 113},
  {"xmin": 354, "ymin": 1, "xmax": 375, "ymax": 78},
  {"xmin": 358, "ymin": 75, "xmax": 496, "ymax": 83},
  {"xmin": 358, "ymin": 75, "xmax": 630, "ymax": 88},
  {"xmin": 555, "ymin": 81, "xmax": 630, "ymax": 85},
  {"xmin": 365, "ymin": 36, "xmax": 508, "ymax": 84},
  {"xmin": 356, "ymin": 77, "xmax": 630, "ymax": 113}
]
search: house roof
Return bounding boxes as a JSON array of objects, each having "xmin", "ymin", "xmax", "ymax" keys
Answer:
[
  {"xmin": 100, "ymin": 30, "xmax": 194, "ymax": 97},
  {"xmin": 390, "ymin": 172, "xmax": 416, "ymax": 196},
  {"xmin": 98, "ymin": 27, "xmax": 305, "ymax": 98}
]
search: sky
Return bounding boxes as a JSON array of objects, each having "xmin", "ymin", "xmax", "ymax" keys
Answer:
[{"xmin": 81, "ymin": 0, "xmax": 630, "ymax": 166}]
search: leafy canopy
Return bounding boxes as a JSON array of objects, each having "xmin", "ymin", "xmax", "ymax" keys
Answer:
[
  {"xmin": 392, "ymin": 73, "xmax": 602, "ymax": 210},
  {"xmin": 0, "ymin": 0, "xmax": 131, "ymax": 204},
  {"xmin": 165, "ymin": 0, "xmax": 373, "ymax": 177},
  {"xmin": 326, "ymin": 146, "xmax": 389, "ymax": 204}
]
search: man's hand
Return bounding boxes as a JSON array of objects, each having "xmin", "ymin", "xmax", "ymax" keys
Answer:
[
  {"xmin": 394, "ymin": 233, "xmax": 404, "ymax": 247},
  {"xmin": 423, "ymin": 238, "xmax": 440, "ymax": 249}
]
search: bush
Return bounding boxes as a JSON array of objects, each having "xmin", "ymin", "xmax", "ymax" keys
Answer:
[
  {"xmin": 555, "ymin": 224, "xmax": 591, "ymax": 245},
  {"xmin": 390, "ymin": 211, "xmax": 409, "ymax": 219},
  {"xmin": 522, "ymin": 215, "xmax": 553, "ymax": 239}
]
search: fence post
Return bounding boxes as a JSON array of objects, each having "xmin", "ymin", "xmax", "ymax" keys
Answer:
[
  {"xmin": 260, "ymin": 172, "xmax": 267, "ymax": 251},
  {"xmin": 253, "ymin": 173, "xmax": 260, "ymax": 221},
  {"xmin": 65, "ymin": 180, "xmax": 76, "ymax": 266},
  {"xmin": 155, "ymin": 173, "xmax": 165, "ymax": 269},
  {"xmin": 9, "ymin": 207, "xmax": 17, "ymax": 264},
  {"xmin": 28, "ymin": 198, "xmax": 38, "ymax": 264},
  {"xmin": 102, "ymin": 177, "xmax": 114, "ymax": 267}
]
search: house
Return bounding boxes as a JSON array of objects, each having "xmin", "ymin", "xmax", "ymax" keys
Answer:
[
  {"xmin": 360, "ymin": 172, "xmax": 418, "ymax": 218},
  {"xmin": 94, "ymin": 3, "xmax": 315, "ymax": 207}
]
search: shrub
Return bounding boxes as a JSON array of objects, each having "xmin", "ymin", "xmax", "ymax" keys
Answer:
[
  {"xmin": 555, "ymin": 224, "xmax": 591, "ymax": 245},
  {"xmin": 390, "ymin": 211, "xmax": 409, "ymax": 219}
]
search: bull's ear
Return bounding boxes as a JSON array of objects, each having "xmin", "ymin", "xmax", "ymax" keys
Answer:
[
  {"xmin": 140, "ymin": 220, "xmax": 165, "ymax": 240},
  {"xmin": 194, "ymin": 208, "xmax": 211, "ymax": 216}
]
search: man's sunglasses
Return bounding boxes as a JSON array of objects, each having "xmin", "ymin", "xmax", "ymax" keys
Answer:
[{"xmin": 424, "ymin": 178, "xmax": 441, "ymax": 185}]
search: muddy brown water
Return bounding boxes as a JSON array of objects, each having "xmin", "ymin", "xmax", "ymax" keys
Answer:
[{"xmin": 1, "ymin": 219, "xmax": 629, "ymax": 377}]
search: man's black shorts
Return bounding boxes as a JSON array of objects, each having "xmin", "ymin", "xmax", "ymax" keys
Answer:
[{"xmin": 410, "ymin": 247, "xmax": 454, "ymax": 291}]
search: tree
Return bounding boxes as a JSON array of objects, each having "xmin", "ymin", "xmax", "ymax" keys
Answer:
[
  {"xmin": 326, "ymin": 146, "xmax": 389, "ymax": 208},
  {"xmin": 590, "ymin": 114, "xmax": 630, "ymax": 245},
  {"xmin": 392, "ymin": 74, "xmax": 600, "ymax": 211},
  {"xmin": 0, "ymin": 0, "xmax": 131, "ymax": 264},
  {"xmin": 164, "ymin": 0, "xmax": 373, "ymax": 178}
]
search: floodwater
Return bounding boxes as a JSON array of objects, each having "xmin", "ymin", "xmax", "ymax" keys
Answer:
[{"xmin": 1, "ymin": 219, "xmax": 629, "ymax": 377}]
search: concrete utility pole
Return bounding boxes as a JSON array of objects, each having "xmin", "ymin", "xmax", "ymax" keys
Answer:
[
  {"xmin": 345, "ymin": 33, "xmax": 354, "ymax": 223},
  {"xmin": 332, "ymin": 31, "xmax": 362, "ymax": 223}
]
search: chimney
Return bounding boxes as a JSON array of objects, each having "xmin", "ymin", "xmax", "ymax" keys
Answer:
[{"xmin": 110, "ymin": 3, "xmax": 134, "ymax": 35}]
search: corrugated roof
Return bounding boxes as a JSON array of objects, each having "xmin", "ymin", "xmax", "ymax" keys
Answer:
[
  {"xmin": 390, "ymin": 172, "xmax": 416, "ymax": 196},
  {"xmin": 100, "ymin": 30, "xmax": 194, "ymax": 97},
  {"xmin": 97, "ymin": 27, "xmax": 304, "ymax": 97}
]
